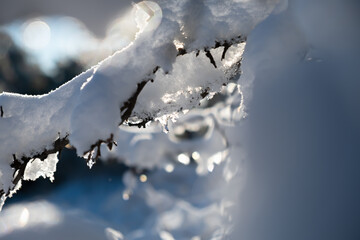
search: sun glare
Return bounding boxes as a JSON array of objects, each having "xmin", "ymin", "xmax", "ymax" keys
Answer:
[{"xmin": 135, "ymin": 1, "xmax": 162, "ymax": 33}]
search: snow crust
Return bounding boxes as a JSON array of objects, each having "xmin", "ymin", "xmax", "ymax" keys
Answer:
[{"xmin": 24, "ymin": 153, "xmax": 59, "ymax": 182}]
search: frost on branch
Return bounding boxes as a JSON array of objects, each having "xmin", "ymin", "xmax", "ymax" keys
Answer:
[{"xmin": 0, "ymin": 0, "xmax": 280, "ymax": 208}]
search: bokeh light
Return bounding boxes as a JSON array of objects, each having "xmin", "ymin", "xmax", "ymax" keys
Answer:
[{"xmin": 23, "ymin": 20, "xmax": 51, "ymax": 50}]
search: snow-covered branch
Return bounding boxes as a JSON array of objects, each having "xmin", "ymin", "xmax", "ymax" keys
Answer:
[{"xmin": 0, "ymin": 0, "xmax": 280, "ymax": 209}]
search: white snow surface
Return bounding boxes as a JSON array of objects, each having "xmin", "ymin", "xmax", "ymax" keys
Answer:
[{"xmin": 24, "ymin": 153, "xmax": 59, "ymax": 182}]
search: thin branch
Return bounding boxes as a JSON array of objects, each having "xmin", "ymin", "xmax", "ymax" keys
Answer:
[
  {"xmin": 120, "ymin": 80, "xmax": 149, "ymax": 123},
  {"xmin": 83, "ymin": 66, "xmax": 161, "ymax": 164},
  {"xmin": 84, "ymin": 134, "xmax": 115, "ymax": 163},
  {"xmin": 0, "ymin": 36, "xmax": 246, "ymax": 201},
  {"xmin": 205, "ymin": 49, "xmax": 217, "ymax": 68},
  {"xmin": 0, "ymin": 136, "xmax": 70, "ymax": 200}
]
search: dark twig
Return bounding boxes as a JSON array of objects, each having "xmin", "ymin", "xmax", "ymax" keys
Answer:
[
  {"xmin": 177, "ymin": 48, "xmax": 187, "ymax": 56},
  {"xmin": 84, "ymin": 134, "xmax": 115, "ymax": 163},
  {"xmin": 120, "ymin": 81, "xmax": 149, "ymax": 123},
  {"xmin": 215, "ymin": 35, "xmax": 247, "ymax": 60},
  {"xmin": 0, "ymin": 136, "xmax": 70, "ymax": 200},
  {"xmin": 221, "ymin": 42, "xmax": 231, "ymax": 60},
  {"xmin": 120, "ymin": 66, "xmax": 160, "ymax": 124},
  {"xmin": 200, "ymin": 88, "xmax": 210, "ymax": 98},
  {"xmin": 83, "ymin": 66, "xmax": 161, "ymax": 164},
  {"xmin": 205, "ymin": 49, "xmax": 217, "ymax": 68}
]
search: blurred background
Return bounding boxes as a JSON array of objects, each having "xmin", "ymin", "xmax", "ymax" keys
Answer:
[{"xmin": 0, "ymin": 0, "xmax": 139, "ymax": 94}]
